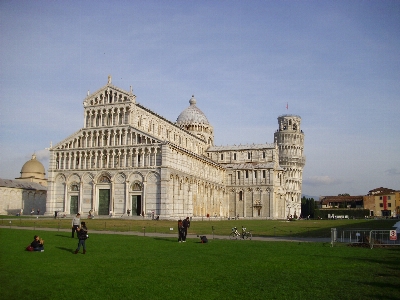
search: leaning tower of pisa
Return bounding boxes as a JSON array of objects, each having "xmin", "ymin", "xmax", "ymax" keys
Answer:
[{"xmin": 274, "ymin": 115, "xmax": 306, "ymax": 218}]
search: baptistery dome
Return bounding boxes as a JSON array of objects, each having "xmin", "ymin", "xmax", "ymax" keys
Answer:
[
  {"xmin": 176, "ymin": 96, "xmax": 210, "ymax": 125},
  {"xmin": 20, "ymin": 154, "xmax": 46, "ymax": 179}
]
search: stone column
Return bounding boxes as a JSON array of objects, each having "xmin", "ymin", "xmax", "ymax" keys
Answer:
[
  {"xmin": 78, "ymin": 152, "xmax": 82, "ymax": 169},
  {"xmin": 142, "ymin": 180, "xmax": 146, "ymax": 215},
  {"xmin": 111, "ymin": 150, "xmax": 115, "ymax": 168},
  {"xmin": 111, "ymin": 179, "xmax": 114, "ymax": 213},
  {"xmin": 99, "ymin": 153, "xmax": 103, "ymax": 169},
  {"xmin": 92, "ymin": 182, "xmax": 97, "ymax": 214},
  {"xmin": 125, "ymin": 180, "xmax": 129, "ymax": 214},
  {"xmin": 64, "ymin": 182, "xmax": 69, "ymax": 214},
  {"xmin": 79, "ymin": 181, "xmax": 83, "ymax": 213}
]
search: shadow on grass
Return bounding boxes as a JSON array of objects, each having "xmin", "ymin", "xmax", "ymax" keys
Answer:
[
  {"xmin": 55, "ymin": 234, "xmax": 74, "ymax": 238},
  {"xmin": 153, "ymin": 237, "xmax": 177, "ymax": 243},
  {"xmin": 56, "ymin": 246, "xmax": 75, "ymax": 253}
]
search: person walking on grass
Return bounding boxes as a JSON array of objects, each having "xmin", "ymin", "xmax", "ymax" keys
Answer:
[
  {"xmin": 182, "ymin": 217, "xmax": 190, "ymax": 242},
  {"xmin": 71, "ymin": 213, "xmax": 81, "ymax": 238},
  {"xmin": 74, "ymin": 222, "xmax": 88, "ymax": 254},
  {"xmin": 178, "ymin": 219, "xmax": 184, "ymax": 242}
]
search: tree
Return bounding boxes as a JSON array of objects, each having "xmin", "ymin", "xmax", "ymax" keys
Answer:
[{"xmin": 301, "ymin": 197, "xmax": 315, "ymax": 218}]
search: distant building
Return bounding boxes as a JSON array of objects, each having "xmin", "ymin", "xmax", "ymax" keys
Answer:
[
  {"xmin": 319, "ymin": 187, "xmax": 400, "ymax": 218},
  {"xmin": 364, "ymin": 187, "xmax": 399, "ymax": 217},
  {"xmin": 319, "ymin": 195, "xmax": 364, "ymax": 209},
  {"xmin": 45, "ymin": 77, "xmax": 306, "ymax": 219},
  {"xmin": 0, "ymin": 154, "xmax": 47, "ymax": 215}
]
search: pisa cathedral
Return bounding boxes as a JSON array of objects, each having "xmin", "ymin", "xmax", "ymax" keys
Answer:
[{"xmin": 45, "ymin": 76, "xmax": 305, "ymax": 219}]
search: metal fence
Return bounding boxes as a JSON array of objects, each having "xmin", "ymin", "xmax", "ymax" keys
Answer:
[{"xmin": 331, "ymin": 228, "xmax": 400, "ymax": 248}]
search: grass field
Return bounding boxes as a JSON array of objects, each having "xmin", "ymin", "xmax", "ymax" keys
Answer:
[
  {"xmin": 1, "ymin": 218, "xmax": 399, "ymax": 300},
  {"xmin": 0, "ymin": 216, "xmax": 396, "ymax": 237}
]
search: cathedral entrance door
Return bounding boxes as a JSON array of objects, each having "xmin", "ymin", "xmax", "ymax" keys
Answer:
[
  {"xmin": 132, "ymin": 195, "xmax": 142, "ymax": 216},
  {"xmin": 70, "ymin": 196, "xmax": 78, "ymax": 214},
  {"xmin": 98, "ymin": 189, "xmax": 110, "ymax": 215}
]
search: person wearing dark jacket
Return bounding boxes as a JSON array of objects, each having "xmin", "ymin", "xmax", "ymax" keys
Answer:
[
  {"xmin": 182, "ymin": 217, "xmax": 190, "ymax": 242},
  {"xmin": 31, "ymin": 235, "xmax": 44, "ymax": 252},
  {"xmin": 178, "ymin": 219, "xmax": 184, "ymax": 243},
  {"xmin": 74, "ymin": 222, "xmax": 88, "ymax": 254}
]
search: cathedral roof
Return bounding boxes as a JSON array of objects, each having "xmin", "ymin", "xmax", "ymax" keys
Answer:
[
  {"xmin": 176, "ymin": 96, "xmax": 210, "ymax": 125},
  {"xmin": 0, "ymin": 178, "xmax": 47, "ymax": 191},
  {"xmin": 207, "ymin": 143, "xmax": 275, "ymax": 151},
  {"xmin": 224, "ymin": 163, "xmax": 278, "ymax": 169},
  {"xmin": 20, "ymin": 154, "xmax": 45, "ymax": 176}
]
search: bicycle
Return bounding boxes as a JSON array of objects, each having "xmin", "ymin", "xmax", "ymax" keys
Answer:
[
  {"xmin": 229, "ymin": 226, "xmax": 252, "ymax": 240},
  {"xmin": 229, "ymin": 227, "xmax": 240, "ymax": 239},
  {"xmin": 241, "ymin": 227, "xmax": 252, "ymax": 240}
]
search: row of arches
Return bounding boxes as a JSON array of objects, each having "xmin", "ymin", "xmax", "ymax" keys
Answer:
[
  {"xmin": 85, "ymin": 106, "xmax": 130, "ymax": 128},
  {"xmin": 58, "ymin": 128, "xmax": 157, "ymax": 150},
  {"xmin": 229, "ymin": 169, "xmax": 273, "ymax": 185},
  {"xmin": 177, "ymin": 122, "xmax": 214, "ymax": 145},
  {"xmin": 278, "ymin": 144, "xmax": 304, "ymax": 157},
  {"xmin": 54, "ymin": 147, "xmax": 162, "ymax": 170},
  {"xmin": 208, "ymin": 149, "xmax": 274, "ymax": 163},
  {"xmin": 276, "ymin": 133, "xmax": 304, "ymax": 144},
  {"xmin": 169, "ymin": 173, "xmax": 226, "ymax": 217},
  {"xmin": 55, "ymin": 171, "xmax": 155, "ymax": 187},
  {"xmin": 284, "ymin": 167, "xmax": 303, "ymax": 180},
  {"xmin": 0, "ymin": 188, "xmax": 46, "ymax": 215},
  {"xmin": 50, "ymin": 170, "xmax": 159, "ymax": 216},
  {"xmin": 87, "ymin": 88, "xmax": 131, "ymax": 106}
]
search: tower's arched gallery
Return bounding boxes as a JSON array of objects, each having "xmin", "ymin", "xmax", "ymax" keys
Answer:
[{"xmin": 46, "ymin": 77, "xmax": 305, "ymax": 219}]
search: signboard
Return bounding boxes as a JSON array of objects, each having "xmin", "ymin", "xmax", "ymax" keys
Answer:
[{"xmin": 389, "ymin": 230, "xmax": 397, "ymax": 241}]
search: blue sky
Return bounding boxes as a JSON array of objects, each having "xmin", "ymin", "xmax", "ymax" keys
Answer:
[{"xmin": 0, "ymin": 0, "xmax": 399, "ymax": 198}]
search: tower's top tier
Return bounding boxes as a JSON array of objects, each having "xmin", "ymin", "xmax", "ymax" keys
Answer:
[{"xmin": 277, "ymin": 115, "xmax": 302, "ymax": 133}]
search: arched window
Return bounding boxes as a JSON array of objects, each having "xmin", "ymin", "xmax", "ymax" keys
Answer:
[
  {"xmin": 132, "ymin": 182, "xmax": 142, "ymax": 191},
  {"xmin": 99, "ymin": 175, "xmax": 111, "ymax": 183},
  {"xmin": 70, "ymin": 183, "xmax": 79, "ymax": 191}
]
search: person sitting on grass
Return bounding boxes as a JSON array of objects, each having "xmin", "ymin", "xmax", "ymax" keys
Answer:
[
  {"xmin": 74, "ymin": 222, "xmax": 88, "ymax": 254},
  {"xmin": 31, "ymin": 235, "xmax": 44, "ymax": 252}
]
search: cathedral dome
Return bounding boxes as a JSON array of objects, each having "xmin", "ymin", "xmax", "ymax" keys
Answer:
[
  {"xmin": 176, "ymin": 96, "xmax": 210, "ymax": 125},
  {"xmin": 20, "ymin": 154, "xmax": 46, "ymax": 178}
]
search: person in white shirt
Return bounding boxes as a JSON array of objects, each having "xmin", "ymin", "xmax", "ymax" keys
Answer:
[{"xmin": 71, "ymin": 213, "xmax": 81, "ymax": 238}]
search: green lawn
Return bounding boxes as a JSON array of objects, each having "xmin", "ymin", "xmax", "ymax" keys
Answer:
[
  {"xmin": 1, "ymin": 226, "xmax": 399, "ymax": 300},
  {"xmin": 0, "ymin": 217, "xmax": 396, "ymax": 238}
]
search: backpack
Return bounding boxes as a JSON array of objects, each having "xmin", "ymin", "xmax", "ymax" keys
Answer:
[{"xmin": 26, "ymin": 245, "xmax": 34, "ymax": 251}]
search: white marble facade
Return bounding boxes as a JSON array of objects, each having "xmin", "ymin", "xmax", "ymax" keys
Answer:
[{"xmin": 46, "ymin": 77, "xmax": 305, "ymax": 219}]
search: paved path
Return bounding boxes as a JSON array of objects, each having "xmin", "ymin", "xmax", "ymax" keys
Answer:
[{"xmin": 0, "ymin": 225, "xmax": 331, "ymax": 243}]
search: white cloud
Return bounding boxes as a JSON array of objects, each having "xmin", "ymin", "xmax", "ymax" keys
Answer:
[
  {"xmin": 385, "ymin": 168, "xmax": 400, "ymax": 176},
  {"xmin": 35, "ymin": 149, "xmax": 50, "ymax": 161},
  {"xmin": 303, "ymin": 176, "xmax": 341, "ymax": 186}
]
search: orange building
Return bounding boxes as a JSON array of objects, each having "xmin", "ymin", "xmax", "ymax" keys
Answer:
[{"xmin": 365, "ymin": 187, "xmax": 398, "ymax": 217}]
